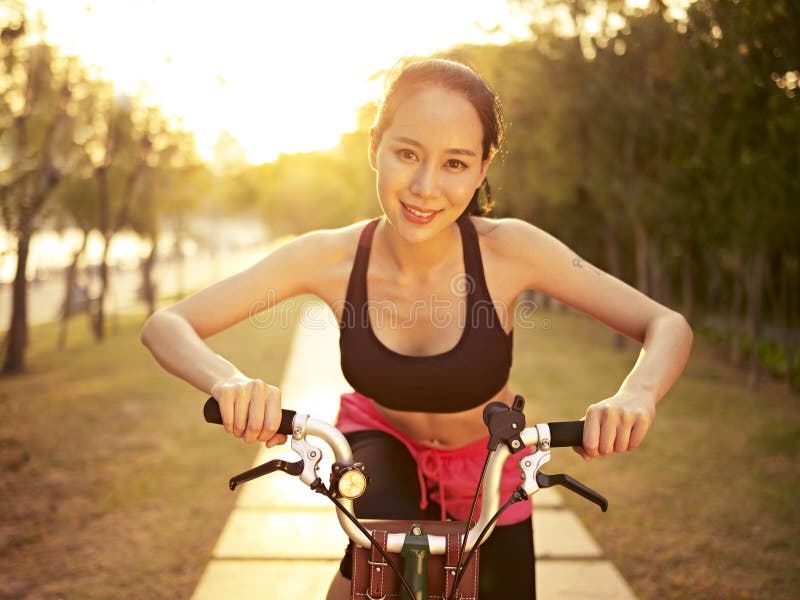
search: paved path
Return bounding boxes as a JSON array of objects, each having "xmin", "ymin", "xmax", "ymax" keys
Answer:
[{"xmin": 191, "ymin": 302, "xmax": 637, "ymax": 599}]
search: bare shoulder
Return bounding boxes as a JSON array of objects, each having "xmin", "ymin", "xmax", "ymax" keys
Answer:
[
  {"xmin": 269, "ymin": 219, "xmax": 375, "ymax": 302},
  {"xmin": 277, "ymin": 219, "xmax": 368, "ymax": 269},
  {"xmin": 276, "ymin": 219, "xmax": 374, "ymax": 312},
  {"xmin": 162, "ymin": 220, "xmax": 372, "ymax": 338},
  {"xmin": 470, "ymin": 216, "xmax": 551, "ymax": 259},
  {"xmin": 473, "ymin": 216, "xmax": 674, "ymax": 343},
  {"xmin": 470, "ymin": 216, "xmax": 576, "ymax": 294}
]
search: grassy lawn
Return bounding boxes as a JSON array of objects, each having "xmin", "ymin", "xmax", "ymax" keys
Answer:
[
  {"xmin": 511, "ymin": 308, "xmax": 799, "ymax": 599},
  {"xmin": 1, "ymin": 304, "xmax": 796, "ymax": 599},
  {"xmin": 0, "ymin": 310, "xmax": 297, "ymax": 600}
]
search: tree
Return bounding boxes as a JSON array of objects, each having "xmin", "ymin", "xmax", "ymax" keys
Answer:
[
  {"xmin": 128, "ymin": 122, "xmax": 204, "ymax": 314},
  {"xmin": 0, "ymin": 9, "xmax": 83, "ymax": 374},
  {"xmin": 51, "ymin": 173, "xmax": 98, "ymax": 349},
  {"xmin": 83, "ymin": 86, "xmax": 153, "ymax": 339},
  {"xmin": 680, "ymin": 0, "xmax": 799, "ymax": 385}
]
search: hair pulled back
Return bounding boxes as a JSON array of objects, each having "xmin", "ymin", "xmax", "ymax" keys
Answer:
[{"xmin": 372, "ymin": 58, "xmax": 504, "ymax": 216}]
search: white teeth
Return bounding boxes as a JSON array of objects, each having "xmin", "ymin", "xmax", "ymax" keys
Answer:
[{"xmin": 405, "ymin": 205, "xmax": 435, "ymax": 218}]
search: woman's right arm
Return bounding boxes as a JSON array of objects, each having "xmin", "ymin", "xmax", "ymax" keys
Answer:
[{"xmin": 140, "ymin": 229, "xmax": 338, "ymax": 445}]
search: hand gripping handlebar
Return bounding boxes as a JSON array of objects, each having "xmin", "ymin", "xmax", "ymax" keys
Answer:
[{"xmin": 203, "ymin": 397, "xmax": 606, "ymax": 555}]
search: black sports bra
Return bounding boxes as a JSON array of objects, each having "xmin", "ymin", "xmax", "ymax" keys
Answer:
[{"xmin": 339, "ymin": 215, "xmax": 513, "ymax": 413}]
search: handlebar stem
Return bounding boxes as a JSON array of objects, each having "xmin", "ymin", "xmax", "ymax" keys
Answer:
[{"xmin": 285, "ymin": 413, "xmax": 547, "ymax": 554}]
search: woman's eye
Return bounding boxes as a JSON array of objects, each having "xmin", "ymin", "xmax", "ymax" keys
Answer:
[
  {"xmin": 446, "ymin": 159, "xmax": 467, "ymax": 170},
  {"xmin": 398, "ymin": 149, "xmax": 417, "ymax": 161}
]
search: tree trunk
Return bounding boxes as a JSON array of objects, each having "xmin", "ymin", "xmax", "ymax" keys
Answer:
[
  {"xmin": 783, "ymin": 255, "xmax": 799, "ymax": 391},
  {"xmin": 649, "ymin": 234, "xmax": 666, "ymax": 304},
  {"xmin": 140, "ymin": 236, "xmax": 158, "ymax": 316},
  {"xmin": 764, "ymin": 251, "xmax": 798, "ymax": 392},
  {"xmin": 1, "ymin": 45, "xmax": 68, "ymax": 374},
  {"xmin": 603, "ymin": 217, "xmax": 626, "ymax": 351},
  {"xmin": 681, "ymin": 251, "xmax": 694, "ymax": 323},
  {"xmin": 728, "ymin": 273, "xmax": 743, "ymax": 366},
  {"xmin": 92, "ymin": 236, "xmax": 111, "ymax": 341},
  {"xmin": 2, "ymin": 172, "xmax": 61, "ymax": 373},
  {"xmin": 2, "ymin": 224, "xmax": 32, "ymax": 375},
  {"xmin": 705, "ymin": 251, "xmax": 721, "ymax": 310},
  {"xmin": 622, "ymin": 118, "xmax": 648, "ymax": 299},
  {"xmin": 92, "ymin": 166, "xmax": 110, "ymax": 341},
  {"xmin": 744, "ymin": 246, "xmax": 766, "ymax": 388},
  {"xmin": 57, "ymin": 230, "xmax": 88, "ymax": 350},
  {"xmin": 633, "ymin": 219, "xmax": 650, "ymax": 296}
]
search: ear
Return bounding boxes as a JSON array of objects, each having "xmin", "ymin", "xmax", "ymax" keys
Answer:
[
  {"xmin": 478, "ymin": 155, "xmax": 493, "ymax": 186},
  {"xmin": 368, "ymin": 127, "xmax": 379, "ymax": 171}
]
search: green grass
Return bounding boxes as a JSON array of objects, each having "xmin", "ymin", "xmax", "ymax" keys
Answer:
[
  {"xmin": 0, "ymin": 309, "xmax": 297, "ymax": 600},
  {"xmin": 511, "ymin": 308, "xmax": 799, "ymax": 599}
]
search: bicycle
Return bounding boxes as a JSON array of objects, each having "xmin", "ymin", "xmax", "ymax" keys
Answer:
[{"xmin": 203, "ymin": 395, "xmax": 607, "ymax": 600}]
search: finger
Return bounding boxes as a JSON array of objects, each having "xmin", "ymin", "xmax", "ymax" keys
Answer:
[
  {"xmin": 266, "ymin": 434, "xmax": 288, "ymax": 448},
  {"xmin": 261, "ymin": 385, "xmax": 282, "ymax": 441},
  {"xmin": 245, "ymin": 380, "xmax": 267, "ymax": 444},
  {"xmin": 257, "ymin": 383, "xmax": 278, "ymax": 443},
  {"xmin": 628, "ymin": 414, "xmax": 651, "ymax": 450},
  {"xmin": 572, "ymin": 445, "xmax": 592, "ymax": 462},
  {"xmin": 614, "ymin": 414, "xmax": 635, "ymax": 453},
  {"xmin": 598, "ymin": 422, "xmax": 615, "ymax": 456},
  {"xmin": 233, "ymin": 384, "xmax": 252, "ymax": 438},
  {"xmin": 598, "ymin": 407, "xmax": 622, "ymax": 456},
  {"xmin": 582, "ymin": 410, "xmax": 600, "ymax": 458},
  {"xmin": 213, "ymin": 385, "xmax": 235, "ymax": 435}
]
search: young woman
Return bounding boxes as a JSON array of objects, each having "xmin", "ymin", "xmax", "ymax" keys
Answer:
[{"xmin": 141, "ymin": 59, "xmax": 693, "ymax": 599}]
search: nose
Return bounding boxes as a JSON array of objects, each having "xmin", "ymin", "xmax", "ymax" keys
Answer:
[{"xmin": 409, "ymin": 161, "xmax": 440, "ymax": 199}]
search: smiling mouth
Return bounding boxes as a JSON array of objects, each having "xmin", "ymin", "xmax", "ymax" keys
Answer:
[{"xmin": 401, "ymin": 202, "xmax": 441, "ymax": 219}]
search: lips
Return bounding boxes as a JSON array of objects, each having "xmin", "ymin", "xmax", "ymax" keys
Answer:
[{"xmin": 401, "ymin": 202, "xmax": 442, "ymax": 224}]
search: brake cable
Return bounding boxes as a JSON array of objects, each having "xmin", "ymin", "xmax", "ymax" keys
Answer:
[{"xmin": 312, "ymin": 480, "xmax": 418, "ymax": 600}]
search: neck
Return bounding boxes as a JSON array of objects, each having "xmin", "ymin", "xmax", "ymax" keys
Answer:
[{"xmin": 375, "ymin": 217, "xmax": 463, "ymax": 274}]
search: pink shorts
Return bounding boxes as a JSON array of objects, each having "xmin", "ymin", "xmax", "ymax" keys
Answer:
[{"xmin": 336, "ymin": 391, "xmax": 532, "ymax": 526}]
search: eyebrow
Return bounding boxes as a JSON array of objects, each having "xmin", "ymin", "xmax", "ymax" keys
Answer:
[{"xmin": 391, "ymin": 136, "xmax": 478, "ymax": 158}]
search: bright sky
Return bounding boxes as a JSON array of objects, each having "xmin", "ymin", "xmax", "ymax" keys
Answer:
[{"xmin": 24, "ymin": 0, "xmax": 535, "ymax": 164}]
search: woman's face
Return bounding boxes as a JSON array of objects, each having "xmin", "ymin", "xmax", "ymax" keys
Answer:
[{"xmin": 370, "ymin": 85, "xmax": 490, "ymax": 244}]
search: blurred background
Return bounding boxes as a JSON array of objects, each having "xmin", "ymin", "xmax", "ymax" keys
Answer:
[
  {"xmin": 0, "ymin": 1, "xmax": 798, "ymax": 598},
  {"xmin": 2, "ymin": 0, "xmax": 797, "ymax": 384}
]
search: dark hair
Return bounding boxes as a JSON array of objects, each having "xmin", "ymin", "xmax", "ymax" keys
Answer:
[{"xmin": 372, "ymin": 58, "xmax": 504, "ymax": 216}]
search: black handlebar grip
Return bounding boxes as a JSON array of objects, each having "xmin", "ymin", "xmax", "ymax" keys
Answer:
[
  {"xmin": 203, "ymin": 398, "xmax": 297, "ymax": 436},
  {"xmin": 548, "ymin": 421, "xmax": 585, "ymax": 448},
  {"xmin": 482, "ymin": 401, "xmax": 510, "ymax": 426}
]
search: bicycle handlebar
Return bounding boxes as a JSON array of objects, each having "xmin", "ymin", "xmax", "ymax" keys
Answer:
[
  {"xmin": 202, "ymin": 398, "xmax": 585, "ymax": 448},
  {"xmin": 548, "ymin": 420, "xmax": 585, "ymax": 447},
  {"xmin": 203, "ymin": 398, "xmax": 297, "ymax": 436},
  {"xmin": 202, "ymin": 397, "xmax": 594, "ymax": 554}
]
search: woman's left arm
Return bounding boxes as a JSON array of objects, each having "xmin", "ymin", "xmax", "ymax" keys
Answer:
[{"xmin": 504, "ymin": 219, "xmax": 694, "ymax": 461}]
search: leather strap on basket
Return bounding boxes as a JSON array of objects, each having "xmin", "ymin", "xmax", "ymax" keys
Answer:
[
  {"xmin": 444, "ymin": 531, "xmax": 461, "ymax": 599},
  {"xmin": 368, "ymin": 530, "xmax": 389, "ymax": 600},
  {"xmin": 351, "ymin": 520, "xmax": 479, "ymax": 600}
]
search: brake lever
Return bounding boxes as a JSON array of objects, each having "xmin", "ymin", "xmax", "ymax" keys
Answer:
[
  {"xmin": 518, "ymin": 450, "xmax": 608, "ymax": 512},
  {"xmin": 536, "ymin": 471, "xmax": 608, "ymax": 512},
  {"xmin": 291, "ymin": 436, "xmax": 325, "ymax": 485},
  {"xmin": 226, "ymin": 413, "xmax": 325, "ymax": 491},
  {"xmin": 229, "ymin": 458, "xmax": 303, "ymax": 490}
]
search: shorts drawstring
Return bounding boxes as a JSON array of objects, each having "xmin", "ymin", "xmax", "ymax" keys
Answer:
[
  {"xmin": 336, "ymin": 391, "xmax": 533, "ymax": 526},
  {"xmin": 418, "ymin": 449, "xmax": 447, "ymax": 520}
]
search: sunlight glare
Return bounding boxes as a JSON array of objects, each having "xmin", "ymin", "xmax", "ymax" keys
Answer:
[{"xmin": 24, "ymin": 0, "xmax": 534, "ymax": 165}]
